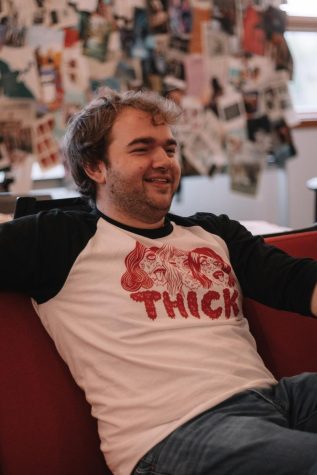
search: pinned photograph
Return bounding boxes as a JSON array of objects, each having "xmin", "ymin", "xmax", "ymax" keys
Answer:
[
  {"xmin": 202, "ymin": 76, "xmax": 225, "ymax": 116},
  {"xmin": 243, "ymin": 89, "xmax": 267, "ymax": 120},
  {"xmin": 183, "ymin": 130, "xmax": 224, "ymax": 176},
  {"xmin": 81, "ymin": 12, "xmax": 112, "ymax": 62},
  {"xmin": 0, "ymin": 45, "xmax": 41, "ymax": 100},
  {"xmin": 73, "ymin": 0, "xmax": 99, "ymax": 13},
  {"xmin": 223, "ymin": 102, "xmax": 244, "ymax": 121},
  {"xmin": 204, "ymin": 55, "xmax": 228, "ymax": 103},
  {"xmin": 243, "ymin": 5, "xmax": 266, "ymax": 56},
  {"xmin": 270, "ymin": 117, "xmax": 297, "ymax": 165},
  {"xmin": 165, "ymin": 49, "xmax": 186, "ymax": 81},
  {"xmin": 228, "ymin": 57, "xmax": 245, "ymax": 90},
  {"xmin": 180, "ymin": 97, "xmax": 205, "ymax": 128},
  {"xmin": 263, "ymin": 84, "xmax": 281, "ymax": 120},
  {"xmin": 33, "ymin": 114, "xmax": 60, "ymax": 169},
  {"xmin": 212, "ymin": 0, "xmax": 237, "ymax": 35},
  {"xmin": 263, "ymin": 79, "xmax": 294, "ymax": 122},
  {"xmin": 168, "ymin": 0, "xmax": 192, "ymax": 37},
  {"xmin": 226, "ymin": 130, "xmax": 264, "ymax": 195},
  {"xmin": 229, "ymin": 159, "xmax": 262, "ymax": 195},
  {"xmin": 0, "ymin": 99, "xmax": 36, "ymax": 154},
  {"xmin": 184, "ymin": 54, "xmax": 208, "ymax": 98},
  {"xmin": 147, "ymin": 0, "xmax": 169, "ymax": 34},
  {"xmin": 169, "ymin": 33, "xmax": 191, "ymax": 53},
  {"xmin": 202, "ymin": 109, "xmax": 225, "ymax": 144},
  {"xmin": 44, "ymin": 2, "xmax": 78, "ymax": 29},
  {"xmin": 62, "ymin": 46, "xmax": 89, "ymax": 93},
  {"xmin": 246, "ymin": 114, "xmax": 271, "ymax": 147},
  {"xmin": 274, "ymin": 80, "xmax": 299, "ymax": 126},
  {"xmin": 217, "ymin": 91, "xmax": 246, "ymax": 130},
  {"xmin": 0, "ymin": 11, "xmax": 26, "ymax": 47},
  {"xmin": 0, "ymin": 98, "xmax": 36, "ymax": 192},
  {"xmin": 0, "ymin": 137, "xmax": 11, "ymax": 171},
  {"xmin": 190, "ymin": 4, "xmax": 212, "ymax": 54},
  {"xmin": 202, "ymin": 22, "xmax": 229, "ymax": 58},
  {"xmin": 130, "ymin": 7, "xmax": 149, "ymax": 59},
  {"xmin": 26, "ymin": 26, "xmax": 64, "ymax": 107},
  {"xmin": 115, "ymin": 60, "xmax": 138, "ymax": 85},
  {"xmin": 0, "ymin": 119, "xmax": 33, "ymax": 165}
]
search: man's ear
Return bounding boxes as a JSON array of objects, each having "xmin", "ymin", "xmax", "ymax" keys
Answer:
[{"xmin": 84, "ymin": 161, "xmax": 107, "ymax": 184}]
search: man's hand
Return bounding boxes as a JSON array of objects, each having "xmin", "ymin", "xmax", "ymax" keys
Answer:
[{"xmin": 311, "ymin": 283, "xmax": 317, "ymax": 317}]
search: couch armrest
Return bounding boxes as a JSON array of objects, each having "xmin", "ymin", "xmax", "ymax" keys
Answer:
[
  {"xmin": 244, "ymin": 228, "xmax": 317, "ymax": 379},
  {"xmin": 0, "ymin": 292, "xmax": 110, "ymax": 475}
]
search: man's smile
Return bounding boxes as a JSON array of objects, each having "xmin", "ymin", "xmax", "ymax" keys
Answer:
[{"xmin": 144, "ymin": 176, "xmax": 173, "ymax": 184}]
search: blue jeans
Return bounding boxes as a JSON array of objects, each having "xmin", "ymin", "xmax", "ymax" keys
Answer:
[{"xmin": 132, "ymin": 373, "xmax": 317, "ymax": 475}]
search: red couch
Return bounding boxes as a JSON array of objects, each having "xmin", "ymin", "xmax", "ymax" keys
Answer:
[{"xmin": 0, "ymin": 229, "xmax": 316, "ymax": 475}]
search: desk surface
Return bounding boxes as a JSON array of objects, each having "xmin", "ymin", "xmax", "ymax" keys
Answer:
[{"xmin": 240, "ymin": 220, "xmax": 290, "ymax": 235}]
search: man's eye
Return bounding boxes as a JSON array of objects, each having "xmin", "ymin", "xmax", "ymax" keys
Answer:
[
  {"xmin": 166, "ymin": 148, "xmax": 176, "ymax": 156},
  {"xmin": 132, "ymin": 148, "xmax": 148, "ymax": 153}
]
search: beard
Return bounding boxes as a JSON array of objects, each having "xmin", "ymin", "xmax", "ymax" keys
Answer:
[{"xmin": 106, "ymin": 168, "xmax": 177, "ymax": 225}]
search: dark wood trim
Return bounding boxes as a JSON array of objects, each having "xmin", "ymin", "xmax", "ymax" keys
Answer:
[
  {"xmin": 295, "ymin": 120, "xmax": 317, "ymax": 129},
  {"xmin": 294, "ymin": 114, "xmax": 317, "ymax": 129},
  {"xmin": 287, "ymin": 15, "xmax": 317, "ymax": 31}
]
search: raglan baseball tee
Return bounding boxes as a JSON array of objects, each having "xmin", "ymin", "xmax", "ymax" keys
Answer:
[{"xmin": 1, "ymin": 208, "xmax": 316, "ymax": 475}]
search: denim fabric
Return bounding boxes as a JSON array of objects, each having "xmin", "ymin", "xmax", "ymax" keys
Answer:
[{"xmin": 132, "ymin": 373, "xmax": 317, "ymax": 475}]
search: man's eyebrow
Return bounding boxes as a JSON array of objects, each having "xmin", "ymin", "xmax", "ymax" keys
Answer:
[{"xmin": 127, "ymin": 137, "xmax": 178, "ymax": 147}]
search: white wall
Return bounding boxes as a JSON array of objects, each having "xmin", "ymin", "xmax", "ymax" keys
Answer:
[
  {"xmin": 288, "ymin": 127, "xmax": 317, "ymax": 228},
  {"xmin": 171, "ymin": 126, "xmax": 316, "ymax": 228}
]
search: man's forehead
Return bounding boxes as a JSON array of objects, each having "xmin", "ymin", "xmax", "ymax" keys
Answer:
[{"xmin": 111, "ymin": 107, "xmax": 174, "ymax": 140}]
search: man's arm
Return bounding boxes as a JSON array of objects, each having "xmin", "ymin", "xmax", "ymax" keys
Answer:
[
  {"xmin": 311, "ymin": 283, "xmax": 317, "ymax": 316},
  {"xmin": 172, "ymin": 213, "xmax": 317, "ymax": 316},
  {"xmin": 213, "ymin": 215, "xmax": 317, "ymax": 316}
]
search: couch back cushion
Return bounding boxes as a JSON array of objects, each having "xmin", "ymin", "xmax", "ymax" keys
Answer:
[
  {"xmin": 244, "ymin": 229, "xmax": 317, "ymax": 379},
  {"xmin": 0, "ymin": 292, "xmax": 111, "ymax": 475}
]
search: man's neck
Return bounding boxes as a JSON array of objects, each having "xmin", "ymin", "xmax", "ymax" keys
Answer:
[{"xmin": 96, "ymin": 201, "xmax": 166, "ymax": 230}]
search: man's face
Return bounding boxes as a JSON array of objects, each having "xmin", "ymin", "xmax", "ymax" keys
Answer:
[{"xmin": 100, "ymin": 107, "xmax": 181, "ymax": 227}]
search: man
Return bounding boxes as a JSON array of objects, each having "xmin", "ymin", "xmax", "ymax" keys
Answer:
[{"xmin": 1, "ymin": 88, "xmax": 317, "ymax": 475}]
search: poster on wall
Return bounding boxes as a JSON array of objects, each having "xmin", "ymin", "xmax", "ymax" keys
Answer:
[
  {"xmin": 0, "ymin": 46, "xmax": 41, "ymax": 99},
  {"xmin": 0, "ymin": 99, "xmax": 35, "ymax": 158},
  {"xmin": 26, "ymin": 25, "xmax": 65, "ymax": 108}
]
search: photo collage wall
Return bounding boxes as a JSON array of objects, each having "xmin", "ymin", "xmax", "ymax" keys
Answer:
[{"xmin": 0, "ymin": 0, "xmax": 297, "ymax": 195}]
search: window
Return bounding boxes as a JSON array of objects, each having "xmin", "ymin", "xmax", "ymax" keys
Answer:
[
  {"xmin": 280, "ymin": 0, "xmax": 317, "ymax": 17},
  {"xmin": 280, "ymin": 0, "xmax": 317, "ymax": 120}
]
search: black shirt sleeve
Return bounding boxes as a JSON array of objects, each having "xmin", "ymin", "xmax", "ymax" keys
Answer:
[
  {"xmin": 0, "ymin": 210, "xmax": 98, "ymax": 303},
  {"xmin": 180, "ymin": 213, "xmax": 317, "ymax": 316}
]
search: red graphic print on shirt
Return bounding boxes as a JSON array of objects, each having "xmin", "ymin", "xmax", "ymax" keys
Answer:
[{"xmin": 121, "ymin": 242, "xmax": 241, "ymax": 320}]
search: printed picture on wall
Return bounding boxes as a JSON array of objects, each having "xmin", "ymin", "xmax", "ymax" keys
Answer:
[
  {"xmin": 226, "ymin": 130, "xmax": 264, "ymax": 195},
  {"xmin": 0, "ymin": 46, "xmax": 41, "ymax": 99},
  {"xmin": 168, "ymin": 0, "xmax": 192, "ymax": 37},
  {"xmin": 270, "ymin": 117, "xmax": 297, "ymax": 165},
  {"xmin": 202, "ymin": 22, "xmax": 229, "ymax": 58},
  {"xmin": 190, "ymin": 4, "xmax": 212, "ymax": 54},
  {"xmin": 34, "ymin": 114, "xmax": 60, "ymax": 169},
  {"xmin": 26, "ymin": 25, "xmax": 64, "ymax": 108},
  {"xmin": 218, "ymin": 92, "xmax": 246, "ymax": 130},
  {"xmin": 81, "ymin": 12, "xmax": 112, "ymax": 62},
  {"xmin": 243, "ymin": 5, "xmax": 266, "ymax": 56},
  {"xmin": 0, "ymin": 99, "xmax": 36, "ymax": 168},
  {"xmin": 147, "ymin": 0, "xmax": 169, "ymax": 34}
]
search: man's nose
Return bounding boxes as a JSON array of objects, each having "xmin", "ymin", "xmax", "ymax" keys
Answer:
[{"xmin": 152, "ymin": 147, "xmax": 171, "ymax": 168}]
